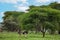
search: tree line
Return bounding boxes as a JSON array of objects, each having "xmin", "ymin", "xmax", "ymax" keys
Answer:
[{"xmin": 2, "ymin": 2, "xmax": 60, "ymax": 37}]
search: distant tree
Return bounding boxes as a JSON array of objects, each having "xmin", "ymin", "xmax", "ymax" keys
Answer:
[
  {"xmin": 49, "ymin": 2, "xmax": 60, "ymax": 10},
  {"xmin": 3, "ymin": 11, "xmax": 24, "ymax": 32}
]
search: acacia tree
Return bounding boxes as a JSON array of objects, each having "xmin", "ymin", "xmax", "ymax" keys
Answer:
[
  {"xmin": 28, "ymin": 5, "xmax": 60, "ymax": 36},
  {"xmin": 3, "ymin": 11, "xmax": 24, "ymax": 32},
  {"xmin": 18, "ymin": 7, "xmax": 49, "ymax": 37}
]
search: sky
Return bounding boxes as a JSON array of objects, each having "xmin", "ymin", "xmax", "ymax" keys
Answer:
[{"xmin": 0, "ymin": 0, "xmax": 60, "ymax": 22}]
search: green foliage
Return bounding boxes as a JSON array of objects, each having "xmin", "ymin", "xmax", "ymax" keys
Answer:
[
  {"xmin": 49, "ymin": 2, "xmax": 60, "ymax": 10},
  {"xmin": 3, "ymin": 2, "xmax": 60, "ymax": 36},
  {"xmin": 3, "ymin": 11, "xmax": 24, "ymax": 31}
]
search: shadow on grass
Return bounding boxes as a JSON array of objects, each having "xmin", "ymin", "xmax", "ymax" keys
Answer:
[{"xmin": 0, "ymin": 37, "xmax": 6, "ymax": 39}]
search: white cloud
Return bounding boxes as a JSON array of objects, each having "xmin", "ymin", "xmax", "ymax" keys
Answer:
[
  {"xmin": 35, "ymin": 0, "xmax": 49, "ymax": 3},
  {"xmin": 35, "ymin": 0, "xmax": 57, "ymax": 3},
  {"xmin": 0, "ymin": 0, "xmax": 29, "ymax": 12},
  {"xmin": 0, "ymin": 12, "xmax": 4, "ymax": 17},
  {"xmin": 0, "ymin": 0, "xmax": 60, "ymax": 4},
  {"xmin": 0, "ymin": 12, "xmax": 4, "ymax": 22},
  {"xmin": 15, "ymin": 5, "xmax": 29, "ymax": 12},
  {"xmin": 0, "ymin": 0, "xmax": 17, "ymax": 4},
  {"xmin": 18, "ymin": 0, "xmax": 27, "ymax": 3},
  {"xmin": 56, "ymin": 0, "xmax": 60, "ymax": 3},
  {"xmin": 0, "ymin": 0, "xmax": 28, "ymax": 4}
]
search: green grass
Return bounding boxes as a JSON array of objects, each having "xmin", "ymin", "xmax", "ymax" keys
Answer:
[{"xmin": 0, "ymin": 32, "xmax": 60, "ymax": 40}]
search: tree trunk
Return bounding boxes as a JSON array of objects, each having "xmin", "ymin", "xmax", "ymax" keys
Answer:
[
  {"xmin": 43, "ymin": 31, "xmax": 45, "ymax": 37},
  {"xmin": 58, "ymin": 30, "xmax": 60, "ymax": 34},
  {"xmin": 18, "ymin": 28, "xmax": 21, "ymax": 35},
  {"xmin": 42, "ymin": 27, "xmax": 45, "ymax": 37}
]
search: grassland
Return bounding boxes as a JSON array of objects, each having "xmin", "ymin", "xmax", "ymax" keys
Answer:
[{"xmin": 0, "ymin": 32, "xmax": 60, "ymax": 40}]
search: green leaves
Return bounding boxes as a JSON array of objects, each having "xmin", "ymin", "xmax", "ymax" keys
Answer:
[{"xmin": 3, "ymin": 2, "xmax": 60, "ymax": 35}]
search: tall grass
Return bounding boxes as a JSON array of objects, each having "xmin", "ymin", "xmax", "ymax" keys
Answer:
[{"xmin": 0, "ymin": 32, "xmax": 60, "ymax": 40}]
